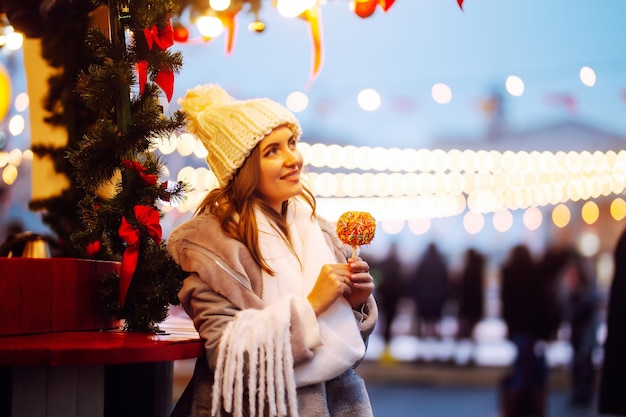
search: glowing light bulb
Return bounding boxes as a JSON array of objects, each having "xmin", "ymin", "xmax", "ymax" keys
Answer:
[
  {"xmin": 196, "ymin": 16, "xmax": 224, "ymax": 38},
  {"xmin": 209, "ymin": 0, "xmax": 231, "ymax": 11},
  {"xmin": 276, "ymin": 0, "xmax": 316, "ymax": 18}
]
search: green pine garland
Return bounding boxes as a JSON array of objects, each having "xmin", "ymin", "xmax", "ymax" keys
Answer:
[{"xmin": 67, "ymin": 0, "xmax": 189, "ymax": 332}]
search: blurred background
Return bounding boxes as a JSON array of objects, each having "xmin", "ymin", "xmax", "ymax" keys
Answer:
[{"xmin": 2, "ymin": 0, "xmax": 626, "ymax": 415}]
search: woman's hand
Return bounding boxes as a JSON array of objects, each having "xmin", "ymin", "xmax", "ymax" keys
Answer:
[
  {"xmin": 344, "ymin": 257, "xmax": 375, "ymax": 310},
  {"xmin": 307, "ymin": 258, "xmax": 375, "ymax": 316},
  {"xmin": 307, "ymin": 263, "xmax": 352, "ymax": 316}
]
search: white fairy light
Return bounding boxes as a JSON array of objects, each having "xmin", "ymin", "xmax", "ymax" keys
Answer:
[
  {"xmin": 579, "ymin": 66, "xmax": 596, "ymax": 87},
  {"xmin": 161, "ymin": 144, "xmax": 626, "ymax": 231},
  {"xmin": 505, "ymin": 75, "xmax": 525, "ymax": 97}
]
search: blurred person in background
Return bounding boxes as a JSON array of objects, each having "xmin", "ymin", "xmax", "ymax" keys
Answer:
[
  {"xmin": 599, "ymin": 226, "xmax": 626, "ymax": 416},
  {"xmin": 499, "ymin": 244, "xmax": 561, "ymax": 417},
  {"xmin": 560, "ymin": 248, "xmax": 599, "ymax": 408},
  {"xmin": 455, "ymin": 248, "xmax": 486, "ymax": 341},
  {"xmin": 411, "ymin": 243, "xmax": 450, "ymax": 340},
  {"xmin": 373, "ymin": 242, "xmax": 406, "ymax": 362}
]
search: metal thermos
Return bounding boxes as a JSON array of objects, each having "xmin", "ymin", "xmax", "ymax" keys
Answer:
[
  {"xmin": 1, "ymin": 232, "xmax": 52, "ymax": 258},
  {"xmin": 21, "ymin": 236, "xmax": 51, "ymax": 258}
]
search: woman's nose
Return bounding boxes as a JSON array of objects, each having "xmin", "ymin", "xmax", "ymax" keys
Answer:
[{"xmin": 285, "ymin": 149, "xmax": 302, "ymax": 166}]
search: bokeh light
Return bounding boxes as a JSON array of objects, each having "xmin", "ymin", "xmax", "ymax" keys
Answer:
[
  {"xmin": 357, "ymin": 88, "xmax": 381, "ymax": 111},
  {"xmin": 431, "ymin": 83, "xmax": 452, "ymax": 104}
]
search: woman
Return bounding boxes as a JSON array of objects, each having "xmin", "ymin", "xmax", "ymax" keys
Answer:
[{"xmin": 168, "ymin": 84, "xmax": 378, "ymax": 417}]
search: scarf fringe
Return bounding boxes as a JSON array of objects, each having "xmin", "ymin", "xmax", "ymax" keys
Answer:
[{"xmin": 211, "ymin": 298, "xmax": 299, "ymax": 417}]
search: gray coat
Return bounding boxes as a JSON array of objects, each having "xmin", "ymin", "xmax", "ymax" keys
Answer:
[{"xmin": 167, "ymin": 211, "xmax": 378, "ymax": 417}]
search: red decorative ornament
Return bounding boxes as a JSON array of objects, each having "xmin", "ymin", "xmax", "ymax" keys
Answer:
[
  {"xmin": 352, "ymin": 0, "xmax": 378, "ymax": 19},
  {"xmin": 351, "ymin": 0, "xmax": 395, "ymax": 19},
  {"xmin": 86, "ymin": 240, "xmax": 101, "ymax": 257},
  {"xmin": 458, "ymin": 0, "xmax": 464, "ymax": 10},
  {"xmin": 172, "ymin": 21, "xmax": 189, "ymax": 42}
]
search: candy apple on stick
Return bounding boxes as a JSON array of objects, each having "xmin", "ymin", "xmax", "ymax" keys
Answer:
[{"xmin": 336, "ymin": 211, "xmax": 376, "ymax": 258}]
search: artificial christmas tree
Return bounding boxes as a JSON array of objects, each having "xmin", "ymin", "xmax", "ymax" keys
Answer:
[{"xmin": 67, "ymin": 0, "xmax": 188, "ymax": 331}]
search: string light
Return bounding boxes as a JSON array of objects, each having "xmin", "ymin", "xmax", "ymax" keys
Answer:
[{"xmin": 164, "ymin": 142, "xmax": 626, "ymax": 237}]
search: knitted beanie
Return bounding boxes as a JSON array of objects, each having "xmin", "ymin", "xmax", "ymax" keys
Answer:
[{"xmin": 178, "ymin": 84, "xmax": 302, "ymax": 187}]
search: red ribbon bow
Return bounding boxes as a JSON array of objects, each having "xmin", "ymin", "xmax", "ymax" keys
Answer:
[
  {"xmin": 122, "ymin": 159, "xmax": 158, "ymax": 186},
  {"xmin": 118, "ymin": 206, "xmax": 162, "ymax": 307},
  {"xmin": 143, "ymin": 21, "xmax": 174, "ymax": 51},
  {"xmin": 137, "ymin": 19, "xmax": 175, "ymax": 102},
  {"xmin": 137, "ymin": 62, "xmax": 174, "ymax": 102}
]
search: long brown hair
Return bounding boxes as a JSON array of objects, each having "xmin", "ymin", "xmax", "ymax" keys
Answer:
[{"xmin": 195, "ymin": 143, "xmax": 316, "ymax": 274}]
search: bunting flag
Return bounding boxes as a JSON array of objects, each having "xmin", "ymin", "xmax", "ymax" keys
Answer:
[
  {"xmin": 118, "ymin": 206, "xmax": 162, "ymax": 307},
  {"xmin": 458, "ymin": 0, "xmax": 464, "ymax": 10},
  {"xmin": 315, "ymin": 98, "xmax": 335, "ymax": 116},
  {"xmin": 302, "ymin": 6, "xmax": 324, "ymax": 86},
  {"xmin": 379, "ymin": 0, "xmax": 396, "ymax": 12},
  {"xmin": 392, "ymin": 97, "xmax": 418, "ymax": 113},
  {"xmin": 545, "ymin": 93, "xmax": 578, "ymax": 113},
  {"xmin": 220, "ymin": 11, "xmax": 239, "ymax": 55}
]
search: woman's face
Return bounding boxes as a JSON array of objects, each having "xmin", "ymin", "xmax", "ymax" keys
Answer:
[{"xmin": 257, "ymin": 125, "xmax": 303, "ymax": 212}]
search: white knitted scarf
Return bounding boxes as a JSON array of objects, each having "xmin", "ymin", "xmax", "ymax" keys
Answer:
[
  {"xmin": 211, "ymin": 296, "xmax": 298, "ymax": 417},
  {"xmin": 210, "ymin": 200, "xmax": 364, "ymax": 417}
]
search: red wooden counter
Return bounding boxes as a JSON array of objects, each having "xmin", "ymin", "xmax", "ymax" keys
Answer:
[
  {"xmin": 0, "ymin": 328, "xmax": 203, "ymax": 367},
  {"xmin": 0, "ymin": 321, "xmax": 204, "ymax": 417}
]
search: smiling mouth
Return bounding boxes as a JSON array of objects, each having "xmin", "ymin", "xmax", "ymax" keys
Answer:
[{"xmin": 281, "ymin": 171, "xmax": 299, "ymax": 180}]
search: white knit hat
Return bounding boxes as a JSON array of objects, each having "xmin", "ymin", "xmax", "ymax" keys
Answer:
[{"xmin": 178, "ymin": 84, "xmax": 302, "ymax": 187}]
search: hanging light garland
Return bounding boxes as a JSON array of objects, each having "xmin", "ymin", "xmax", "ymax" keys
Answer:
[
  {"xmin": 160, "ymin": 139, "xmax": 626, "ymax": 225},
  {"xmin": 172, "ymin": 1, "xmax": 468, "ymax": 82}
]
